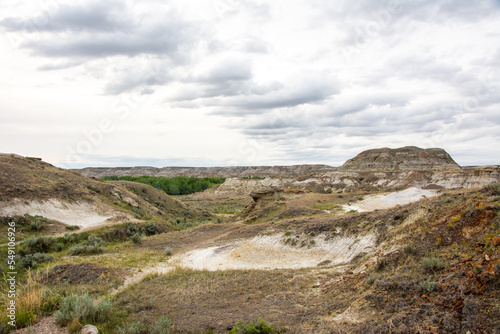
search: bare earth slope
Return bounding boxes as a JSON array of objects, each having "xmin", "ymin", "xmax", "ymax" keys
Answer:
[{"xmin": 0, "ymin": 154, "xmax": 201, "ymax": 228}]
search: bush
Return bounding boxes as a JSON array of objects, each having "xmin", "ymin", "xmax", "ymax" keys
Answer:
[
  {"xmin": 55, "ymin": 293, "xmax": 111, "ymax": 326},
  {"xmin": 23, "ymin": 236, "xmax": 57, "ymax": 253},
  {"xmin": 366, "ymin": 273, "xmax": 384, "ymax": 285},
  {"xmin": 126, "ymin": 222, "xmax": 140, "ymax": 236},
  {"xmin": 484, "ymin": 182, "xmax": 500, "ymax": 196},
  {"xmin": 29, "ymin": 219, "xmax": 46, "ymax": 231},
  {"xmin": 69, "ymin": 235, "xmax": 105, "ymax": 255},
  {"xmin": 229, "ymin": 318, "xmax": 275, "ymax": 334},
  {"xmin": 65, "ymin": 225, "xmax": 80, "ymax": 231},
  {"xmin": 403, "ymin": 241, "xmax": 417, "ymax": 256},
  {"xmin": 101, "ymin": 176, "xmax": 226, "ymax": 195},
  {"xmin": 165, "ymin": 247, "xmax": 173, "ymax": 256},
  {"xmin": 63, "ymin": 233, "xmax": 81, "ymax": 244},
  {"xmin": 145, "ymin": 222, "xmax": 158, "ymax": 236},
  {"xmin": 130, "ymin": 233, "xmax": 142, "ymax": 244},
  {"xmin": 18, "ymin": 253, "xmax": 54, "ymax": 269},
  {"xmin": 418, "ymin": 280, "xmax": 438, "ymax": 293},
  {"xmin": 118, "ymin": 322, "xmax": 145, "ymax": 334},
  {"xmin": 151, "ymin": 316, "xmax": 172, "ymax": 334},
  {"xmin": 422, "ymin": 257, "xmax": 445, "ymax": 273}
]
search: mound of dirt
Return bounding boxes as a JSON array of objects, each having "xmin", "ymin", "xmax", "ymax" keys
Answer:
[{"xmin": 44, "ymin": 263, "xmax": 127, "ymax": 284}]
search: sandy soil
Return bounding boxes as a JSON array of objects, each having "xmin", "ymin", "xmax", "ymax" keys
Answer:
[
  {"xmin": 0, "ymin": 199, "xmax": 115, "ymax": 228},
  {"xmin": 342, "ymin": 187, "xmax": 438, "ymax": 212},
  {"xmin": 11, "ymin": 316, "xmax": 67, "ymax": 334},
  {"xmin": 171, "ymin": 233, "xmax": 376, "ymax": 271}
]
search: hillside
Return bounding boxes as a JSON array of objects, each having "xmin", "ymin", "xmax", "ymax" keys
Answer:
[
  {"xmin": 340, "ymin": 146, "xmax": 461, "ymax": 171},
  {"xmin": 1, "ymin": 151, "xmax": 499, "ymax": 334},
  {"xmin": 72, "ymin": 147, "xmax": 499, "ymax": 196},
  {"xmin": 75, "ymin": 164, "xmax": 337, "ymax": 179},
  {"xmin": 0, "ymin": 154, "xmax": 203, "ymax": 228}
]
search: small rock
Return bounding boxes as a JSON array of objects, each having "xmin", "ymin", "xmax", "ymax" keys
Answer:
[
  {"xmin": 492, "ymin": 236, "xmax": 500, "ymax": 247},
  {"xmin": 485, "ymin": 254, "xmax": 490, "ymax": 261},
  {"xmin": 81, "ymin": 325, "xmax": 99, "ymax": 334}
]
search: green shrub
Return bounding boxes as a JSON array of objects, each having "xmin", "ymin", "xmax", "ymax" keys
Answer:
[
  {"xmin": 178, "ymin": 221, "xmax": 206, "ymax": 230},
  {"xmin": 403, "ymin": 241, "xmax": 417, "ymax": 255},
  {"xmin": 29, "ymin": 219, "xmax": 46, "ymax": 231},
  {"xmin": 65, "ymin": 225, "xmax": 80, "ymax": 231},
  {"xmin": 422, "ymin": 257, "xmax": 445, "ymax": 273},
  {"xmin": 164, "ymin": 247, "xmax": 173, "ymax": 256},
  {"xmin": 145, "ymin": 222, "xmax": 158, "ymax": 236},
  {"xmin": 151, "ymin": 316, "xmax": 172, "ymax": 334},
  {"xmin": 23, "ymin": 236, "xmax": 57, "ymax": 253},
  {"xmin": 101, "ymin": 176, "xmax": 226, "ymax": 195},
  {"xmin": 126, "ymin": 222, "xmax": 140, "ymax": 236},
  {"xmin": 484, "ymin": 182, "xmax": 500, "ymax": 196},
  {"xmin": 118, "ymin": 322, "xmax": 146, "ymax": 334},
  {"xmin": 69, "ymin": 235, "xmax": 105, "ymax": 255},
  {"xmin": 366, "ymin": 273, "xmax": 384, "ymax": 285},
  {"xmin": 131, "ymin": 233, "xmax": 142, "ymax": 244},
  {"xmin": 63, "ymin": 233, "xmax": 81, "ymax": 244},
  {"xmin": 55, "ymin": 293, "xmax": 111, "ymax": 326},
  {"xmin": 418, "ymin": 280, "xmax": 438, "ymax": 293},
  {"xmin": 18, "ymin": 253, "xmax": 54, "ymax": 269},
  {"xmin": 229, "ymin": 318, "xmax": 275, "ymax": 334}
]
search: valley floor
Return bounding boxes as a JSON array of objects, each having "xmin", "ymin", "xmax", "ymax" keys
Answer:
[{"xmin": 2, "ymin": 185, "xmax": 500, "ymax": 333}]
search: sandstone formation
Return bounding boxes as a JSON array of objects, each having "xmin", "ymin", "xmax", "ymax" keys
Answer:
[
  {"xmin": 75, "ymin": 164, "xmax": 336, "ymax": 179},
  {"xmin": 70, "ymin": 147, "xmax": 499, "ymax": 195},
  {"xmin": 340, "ymin": 146, "xmax": 460, "ymax": 171}
]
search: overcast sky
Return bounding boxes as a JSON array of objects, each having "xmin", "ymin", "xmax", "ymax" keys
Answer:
[{"xmin": 0, "ymin": 0, "xmax": 499, "ymax": 168}]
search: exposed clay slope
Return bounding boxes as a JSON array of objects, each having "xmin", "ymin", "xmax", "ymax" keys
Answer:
[
  {"xmin": 71, "ymin": 147, "xmax": 499, "ymax": 195},
  {"xmin": 215, "ymin": 166, "xmax": 500, "ymax": 194},
  {"xmin": 112, "ymin": 185, "xmax": 500, "ymax": 333},
  {"xmin": 0, "ymin": 154, "xmax": 201, "ymax": 227},
  {"xmin": 341, "ymin": 146, "xmax": 460, "ymax": 171}
]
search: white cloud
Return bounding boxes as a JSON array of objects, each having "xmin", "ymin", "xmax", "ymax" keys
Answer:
[{"xmin": 0, "ymin": 0, "xmax": 499, "ymax": 167}]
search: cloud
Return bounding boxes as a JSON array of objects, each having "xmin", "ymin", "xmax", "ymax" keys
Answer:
[
  {"xmin": 1, "ymin": 1, "xmax": 131, "ymax": 33},
  {"xmin": 1, "ymin": 0, "xmax": 499, "ymax": 167}
]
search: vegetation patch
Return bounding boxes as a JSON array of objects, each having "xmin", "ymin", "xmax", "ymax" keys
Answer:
[
  {"xmin": 69, "ymin": 235, "xmax": 106, "ymax": 255},
  {"xmin": 101, "ymin": 176, "xmax": 226, "ymax": 195},
  {"xmin": 55, "ymin": 292, "xmax": 111, "ymax": 326}
]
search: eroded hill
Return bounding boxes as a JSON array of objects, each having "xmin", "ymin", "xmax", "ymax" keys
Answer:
[
  {"xmin": 73, "ymin": 147, "xmax": 500, "ymax": 195},
  {"xmin": 0, "ymin": 154, "xmax": 204, "ymax": 229}
]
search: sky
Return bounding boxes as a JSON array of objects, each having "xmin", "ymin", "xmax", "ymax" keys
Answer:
[{"xmin": 0, "ymin": 0, "xmax": 499, "ymax": 168}]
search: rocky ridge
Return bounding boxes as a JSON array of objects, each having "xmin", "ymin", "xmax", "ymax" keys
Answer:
[
  {"xmin": 71, "ymin": 147, "xmax": 499, "ymax": 195},
  {"xmin": 340, "ymin": 146, "xmax": 461, "ymax": 171}
]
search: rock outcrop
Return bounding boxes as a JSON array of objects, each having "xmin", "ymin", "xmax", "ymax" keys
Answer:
[
  {"xmin": 68, "ymin": 146, "xmax": 499, "ymax": 195},
  {"xmin": 340, "ymin": 146, "xmax": 460, "ymax": 171},
  {"xmin": 75, "ymin": 164, "xmax": 336, "ymax": 179}
]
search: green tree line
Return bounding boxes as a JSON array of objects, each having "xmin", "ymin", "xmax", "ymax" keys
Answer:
[{"xmin": 101, "ymin": 175, "xmax": 226, "ymax": 195}]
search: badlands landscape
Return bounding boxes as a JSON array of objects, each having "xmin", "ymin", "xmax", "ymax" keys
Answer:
[{"xmin": 1, "ymin": 146, "xmax": 500, "ymax": 333}]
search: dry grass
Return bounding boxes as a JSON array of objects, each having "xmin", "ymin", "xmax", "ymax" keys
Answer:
[
  {"xmin": 113, "ymin": 266, "xmax": 331, "ymax": 333},
  {"xmin": 0, "ymin": 269, "xmax": 59, "ymax": 330}
]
